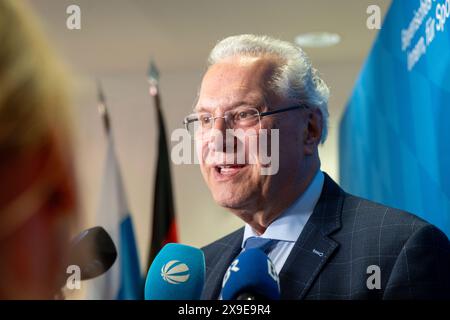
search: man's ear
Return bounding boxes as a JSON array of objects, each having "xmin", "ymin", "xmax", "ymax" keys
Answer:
[{"xmin": 303, "ymin": 108, "xmax": 323, "ymax": 155}]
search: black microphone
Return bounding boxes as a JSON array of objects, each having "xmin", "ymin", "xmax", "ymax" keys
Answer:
[{"xmin": 67, "ymin": 226, "xmax": 117, "ymax": 280}]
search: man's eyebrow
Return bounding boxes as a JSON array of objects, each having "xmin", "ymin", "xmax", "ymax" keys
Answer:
[
  {"xmin": 194, "ymin": 105, "xmax": 210, "ymax": 113},
  {"xmin": 194, "ymin": 100, "xmax": 261, "ymax": 113}
]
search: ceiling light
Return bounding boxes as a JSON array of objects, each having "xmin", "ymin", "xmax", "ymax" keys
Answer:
[{"xmin": 295, "ymin": 32, "xmax": 341, "ymax": 48}]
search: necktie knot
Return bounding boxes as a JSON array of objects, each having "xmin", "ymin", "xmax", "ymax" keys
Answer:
[{"xmin": 243, "ymin": 237, "xmax": 277, "ymax": 254}]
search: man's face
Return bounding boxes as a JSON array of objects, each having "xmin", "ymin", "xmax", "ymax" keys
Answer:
[{"xmin": 195, "ymin": 56, "xmax": 309, "ymax": 214}]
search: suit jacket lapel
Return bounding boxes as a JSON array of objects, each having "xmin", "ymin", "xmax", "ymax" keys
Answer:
[
  {"xmin": 279, "ymin": 173, "xmax": 345, "ymax": 299},
  {"xmin": 201, "ymin": 229, "xmax": 243, "ymax": 300}
]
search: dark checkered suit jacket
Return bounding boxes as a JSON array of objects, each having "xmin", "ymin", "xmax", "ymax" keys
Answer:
[{"xmin": 201, "ymin": 173, "xmax": 450, "ymax": 299}]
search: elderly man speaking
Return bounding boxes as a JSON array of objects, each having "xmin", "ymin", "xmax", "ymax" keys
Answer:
[{"xmin": 184, "ymin": 34, "xmax": 450, "ymax": 299}]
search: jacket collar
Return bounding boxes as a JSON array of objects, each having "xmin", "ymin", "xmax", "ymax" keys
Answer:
[
  {"xmin": 279, "ymin": 172, "xmax": 344, "ymax": 299},
  {"xmin": 201, "ymin": 229, "xmax": 243, "ymax": 300}
]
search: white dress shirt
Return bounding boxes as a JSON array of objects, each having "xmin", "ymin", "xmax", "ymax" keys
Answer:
[{"xmin": 241, "ymin": 170, "xmax": 324, "ymax": 274}]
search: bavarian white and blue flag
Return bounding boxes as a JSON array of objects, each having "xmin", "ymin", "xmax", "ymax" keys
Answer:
[{"xmin": 87, "ymin": 134, "xmax": 142, "ymax": 300}]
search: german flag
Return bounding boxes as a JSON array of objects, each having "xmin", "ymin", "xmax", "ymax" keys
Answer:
[{"xmin": 147, "ymin": 61, "xmax": 178, "ymax": 271}]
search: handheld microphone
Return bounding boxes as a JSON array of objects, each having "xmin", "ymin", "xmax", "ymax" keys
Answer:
[
  {"xmin": 220, "ymin": 248, "xmax": 280, "ymax": 300},
  {"xmin": 67, "ymin": 226, "xmax": 117, "ymax": 280},
  {"xmin": 144, "ymin": 243, "xmax": 205, "ymax": 300}
]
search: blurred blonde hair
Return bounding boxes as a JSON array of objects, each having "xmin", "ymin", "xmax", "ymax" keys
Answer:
[
  {"xmin": 0, "ymin": 1, "xmax": 78, "ymax": 299},
  {"xmin": 0, "ymin": 0, "xmax": 76, "ymax": 241},
  {"xmin": 0, "ymin": 0, "xmax": 72, "ymax": 155}
]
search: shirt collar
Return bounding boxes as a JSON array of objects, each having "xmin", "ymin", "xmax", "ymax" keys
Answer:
[{"xmin": 242, "ymin": 170, "xmax": 324, "ymax": 247}]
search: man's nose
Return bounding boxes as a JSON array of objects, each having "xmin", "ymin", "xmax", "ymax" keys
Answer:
[
  {"xmin": 213, "ymin": 116, "xmax": 227, "ymax": 132},
  {"xmin": 208, "ymin": 117, "xmax": 228, "ymax": 153}
]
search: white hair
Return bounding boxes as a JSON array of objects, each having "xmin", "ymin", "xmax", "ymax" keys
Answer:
[{"xmin": 207, "ymin": 34, "xmax": 330, "ymax": 143}]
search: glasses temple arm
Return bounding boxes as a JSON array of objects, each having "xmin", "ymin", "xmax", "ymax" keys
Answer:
[{"xmin": 260, "ymin": 105, "xmax": 305, "ymax": 117}]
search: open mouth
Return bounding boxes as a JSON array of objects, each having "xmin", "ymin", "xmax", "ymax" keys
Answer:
[{"xmin": 214, "ymin": 164, "xmax": 247, "ymax": 180}]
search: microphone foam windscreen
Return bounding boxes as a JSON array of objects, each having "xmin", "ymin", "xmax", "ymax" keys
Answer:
[
  {"xmin": 144, "ymin": 243, "xmax": 205, "ymax": 300},
  {"xmin": 221, "ymin": 248, "xmax": 280, "ymax": 300},
  {"xmin": 69, "ymin": 226, "xmax": 117, "ymax": 280}
]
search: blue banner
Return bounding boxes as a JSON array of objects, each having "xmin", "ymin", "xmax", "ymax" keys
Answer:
[{"xmin": 339, "ymin": 0, "xmax": 450, "ymax": 237}]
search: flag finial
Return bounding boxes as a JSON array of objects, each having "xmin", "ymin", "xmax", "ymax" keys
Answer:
[
  {"xmin": 147, "ymin": 60, "xmax": 160, "ymax": 96},
  {"xmin": 96, "ymin": 79, "xmax": 111, "ymax": 134}
]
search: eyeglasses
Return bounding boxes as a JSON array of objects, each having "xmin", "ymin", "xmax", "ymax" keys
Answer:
[{"xmin": 183, "ymin": 105, "xmax": 306, "ymax": 139}]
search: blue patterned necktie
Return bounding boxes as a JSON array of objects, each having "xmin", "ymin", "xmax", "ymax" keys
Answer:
[{"xmin": 243, "ymin": 237, "xmax": 278, "ymax": 254}]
